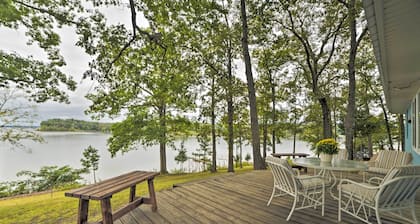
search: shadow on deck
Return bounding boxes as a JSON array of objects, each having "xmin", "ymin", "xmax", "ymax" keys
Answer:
[{"xmin": 115, "ymin": 170, "xmax": 419, "ymax": 224}]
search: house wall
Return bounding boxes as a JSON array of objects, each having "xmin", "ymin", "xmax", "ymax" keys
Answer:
[{"xmin": 405, "ymin": 104, "xmax": 420, "ymax": 165}]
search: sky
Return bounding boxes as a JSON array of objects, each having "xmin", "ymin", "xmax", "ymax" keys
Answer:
[{"xmin": 0, "ymin": 5, "xmax": 137, "ymax": 124}]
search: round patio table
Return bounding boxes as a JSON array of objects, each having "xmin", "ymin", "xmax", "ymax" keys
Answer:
[{"xmin": 293, "ymin": 157, "xmax": 368, "ymax": 199}]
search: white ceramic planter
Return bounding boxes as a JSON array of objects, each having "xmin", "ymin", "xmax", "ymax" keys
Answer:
[{"xmin": 319, "ymin": 153, "xmax": 333, "ymax": 163}]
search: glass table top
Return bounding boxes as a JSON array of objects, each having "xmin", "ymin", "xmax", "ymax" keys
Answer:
[{"xmin": 293, "ymin": 157, "xmax": 368, "ymax": 171}]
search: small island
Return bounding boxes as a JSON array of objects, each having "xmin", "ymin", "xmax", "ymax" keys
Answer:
[{"xmin": 39, "ymin": 118, "xmax": 112, "ymax": 132}]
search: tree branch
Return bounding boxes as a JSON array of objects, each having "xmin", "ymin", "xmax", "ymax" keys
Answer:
[
  {"xmin": 102, "ymin": 0, "xmax": 166, "ymax": 76},
  {"xmin": 284, "ymin": 7, "xmax": 315, "ymax": 79},
  {"xmin": 13, "ymin": 0, "xmax": 80, "ymax": 25},
  {"xmin": 355, "ymin": 25, "xmax": 368, "ymax": 51},
  {"xmin": 317, "ymin": 15, "xmax": 346, "ymax": 77}
]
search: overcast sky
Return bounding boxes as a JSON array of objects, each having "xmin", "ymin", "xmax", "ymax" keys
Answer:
[{"xmin": 0, "ymin": 5, "xmax": 138, "ymax": 124}]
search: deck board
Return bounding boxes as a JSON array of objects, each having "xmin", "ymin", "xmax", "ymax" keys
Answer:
[{"xmin": 117, "ymin": 169, "xmax": 419, "ymax": 224}]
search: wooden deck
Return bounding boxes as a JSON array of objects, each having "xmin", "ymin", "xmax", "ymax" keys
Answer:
[{"xmin": 114, "ymin": 170, "xmax": 419, "ymax": 224}]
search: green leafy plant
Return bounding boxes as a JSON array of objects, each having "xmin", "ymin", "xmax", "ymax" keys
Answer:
[
  {"xmin": 80, "ymin": 145, "xmax": 100, "ymax": 184},
  {"xmin": 315, "ymin": 138, "xmax": 339, "ymax": 155}
]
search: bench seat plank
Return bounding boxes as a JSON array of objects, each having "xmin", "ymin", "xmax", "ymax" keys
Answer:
[{"xmin": 65, "ymin": 171, "xmax": 159, "ymax": 200}]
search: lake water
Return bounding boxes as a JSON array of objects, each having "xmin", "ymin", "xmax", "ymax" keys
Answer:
[{"xmin": 0, "ymin": 131, "xmax": 312, "ymax": 183}]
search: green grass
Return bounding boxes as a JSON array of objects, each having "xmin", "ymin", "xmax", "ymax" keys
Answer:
[{"xmin": 0, "ymin": 166, "xmax": 254, "ymax": 224}]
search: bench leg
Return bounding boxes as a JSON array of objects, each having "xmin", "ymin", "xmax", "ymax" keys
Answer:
[
  {"xmin": 129, "ymin": 185, "xmax": 136, "ymax": 202},
  {"xmin": 101, "ymin": 197, "xmax": 113, "ymax": 224},
  {"xmin": 147, "ymin": 179, "xmax": 157, "ymax": 212},
  {"xmin": 78, "ymin": 199, "xmax": 89, "ymax": 224}
]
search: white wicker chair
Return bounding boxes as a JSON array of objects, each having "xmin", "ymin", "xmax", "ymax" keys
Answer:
[
  {"xmin": 266, "ymin": 156, "xmax": 325, "ymax": 221},
  {"xmin": 338, "ymin": 165, "xmax": 420, "ymax": 224},
  {"xmin": 333, "ymin": 148, "xmax": 348, "ymax": 161}
]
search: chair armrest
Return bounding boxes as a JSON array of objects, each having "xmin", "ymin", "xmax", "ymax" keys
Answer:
[
  {"xmin": 367, "ymin": 177, "xmax": 383, "ymax": 185},
  {"xmin": 297, "ymin": 175, "xmax": 323, "ymax": 180},
  {"xmin": 338, "ymin": 179, "xmax": 380, "ymax": 190}
]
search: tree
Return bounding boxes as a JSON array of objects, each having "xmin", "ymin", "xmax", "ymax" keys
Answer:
[
  {"xmin": 171, "ymin": 0, "xmax": 243, "ymax": 173},
  {"xmin": 193, "ymin": 126, "xmax": 212, "ymax": 172},
  {"xmin": 338, "ymin": 0, "xmax": 369, "ymax": 160},
  {"xmin": 174, "ymin": 141, "xmax": 188, "ymax": 172},
  {"xmin": 244, "ymin": 153, "xmax": 251, "ymax": 163},
  {"xmin": 83, "ymin": 7, "xmax": 197, "ymax": 174},
  {"xmin": 274, "ymin": 1, "xmax": 346, "ymax": 138},
  {"xmin": 240, "ymin": 0, "xmax": 265, "ymax": 170},
  {"xmin": 0, "ymin": 89, "xmax": 43, "ymax": 149},
  {"xmin": 80, "ymin": 145, "xmax": 100, "ymax": 183}
]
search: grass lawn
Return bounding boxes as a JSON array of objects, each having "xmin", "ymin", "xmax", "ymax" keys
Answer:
[{"xmin": 0, "ymin": 166, "xmax": 254, "ymax": 224}]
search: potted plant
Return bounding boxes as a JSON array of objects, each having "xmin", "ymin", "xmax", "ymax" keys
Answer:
[{"xmin": 315, "ymin": 138, "xmax": 339, "ymax": 163}]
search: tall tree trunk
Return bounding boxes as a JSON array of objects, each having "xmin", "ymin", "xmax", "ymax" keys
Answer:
[
  {"xmin": 365, "ymin": 101, "xmax": 373, "ymax": 157},
  {"xmin": 239, "ymin": 134, "xmax": 243, "ymax": 168},
  {"xmin": 341, "ymin": 0, "xmax": 368, "ymax": 160},
  {"xmin": 344, "ymin": 4, "xmax": 356, "ymax": 160},
  {"xmin": 319, "ymin": 97, "xmax": 333, "ymax": 138},
  {"xmin": 368, "ymin": 134, "xmax": 373, "ymax": 157},
  {"xmin": 364, "ymin": 74, "xmax": 394, "ymax": 150},
  {"xmin": 240, "ymin": 0, "xmax": 265, "ymax": 169},
  {"xmin": 293, "ymin": 117, "xmax": 297, "ymax": 154},
  {"xmin": 263, "ymin": 116, "xmax": 267, "ymax": 158},
  {"xmin": 227, "ymin": 42, "xmax": 234, "ymax": 173},
  {"xmin": 93, "ymin": 169, "xmax": 96, "ymax": 184},
  {"xmin": 223, "ymin": 4, "xmax": 234, "ymax": 172},
  {"xmin": 399, "ymin": 114, "xmax": 405, "ymax": 151},
  {"xmin": 379, "ymin": 97, "xmax": 394, "ymax": 150},
  {"xmin": 211, "ymin": 75, "xmax": 217, "ymax": 172},
  {"xmin": 270, "ymin": 73, "xmax": 276, "ymax": 154},
  {"xmin": 159, "ymin": 104, "xmax": 168, "ymax": 174}
]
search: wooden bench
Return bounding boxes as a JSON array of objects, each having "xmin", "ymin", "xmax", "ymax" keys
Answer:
[{"xmin": 65, "ymin": 171, "xmax": 159, "ymax": 224}]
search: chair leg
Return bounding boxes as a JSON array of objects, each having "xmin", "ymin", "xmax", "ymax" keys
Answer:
[
  {"xmin": 321, "ymin": 186, "xmax": 324, "ymax": 217},
  {"xmin": 338, "ymin": 188, "xmax": 341, "ymax": 222},
  {"xmin": 411, "ymin": 206, "xmax": 418, "ymax": 224},
  {"xmin": 286, "ymin": 194, "xmax": 298, "ymax": 221},
  {"xmin": 267, "ymin": 185, "xmax": 276, "ymax": 206},
  {"xmin": 375, "ymin": 209, "xmax": 382, "ymax": 224}
]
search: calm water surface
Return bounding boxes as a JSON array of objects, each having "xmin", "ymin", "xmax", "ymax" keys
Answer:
[{"xmin": 0, "ymin": 131, "xmax": 312, "ymax": 183}]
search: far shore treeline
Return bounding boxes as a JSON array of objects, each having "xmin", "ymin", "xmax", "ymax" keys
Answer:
[{"xmin": 39, "ymin": 119, "xmax": 112, "ymax": 132}]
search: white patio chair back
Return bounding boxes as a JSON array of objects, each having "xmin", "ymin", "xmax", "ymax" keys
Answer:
[
  {"xmin": 333, "ymin": 148, "xmax": 348, "ymax": 161},
  {"xmin": 339, "ymin": 165, "xmax": 420, "ymax": 224},
  {"xmin": 266, "ymin": 156, "xmax": 325, "ymax": 221},
  {"xmin": 266, "ymin": 156, "xmax": 300, "ymax": 195},
  {"xmin": 377, "ymin": 166, "xmax": 420, "ymax": 208}
]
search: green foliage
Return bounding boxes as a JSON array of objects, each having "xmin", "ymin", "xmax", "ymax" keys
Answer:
[
  {"xmin": 244, "ymin": 153, "xmax": 251, "ymax": 162},
  {"xmin": 315, "ymin": 138, "xmax": 339, "ymax": 155},
  {"xmin": 39, "ymin": 118, "xmax": 112, "ymax": 132},
  {"xmin": 0, "ymin": 0, "xmax": 83, "ymax": 103},
  {"xmin": 80, "ymin": 145, "xmax": 100, "ymax": 183},
  {"xmin": 174, "ymin": 141, "xmax": 188, "ymax": 165},
  {"xmin": 4, "ymin": 165, "xmax": 85, "ymax": 197},
  {"xmin": 193, "ymin": 126, "xmax": 212, "ymax": 171}
]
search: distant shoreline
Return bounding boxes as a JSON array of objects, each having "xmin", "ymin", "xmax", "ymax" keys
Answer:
[{"xmin": 38, "ymin": 118, "xmax": 113, "ymax": 132}]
